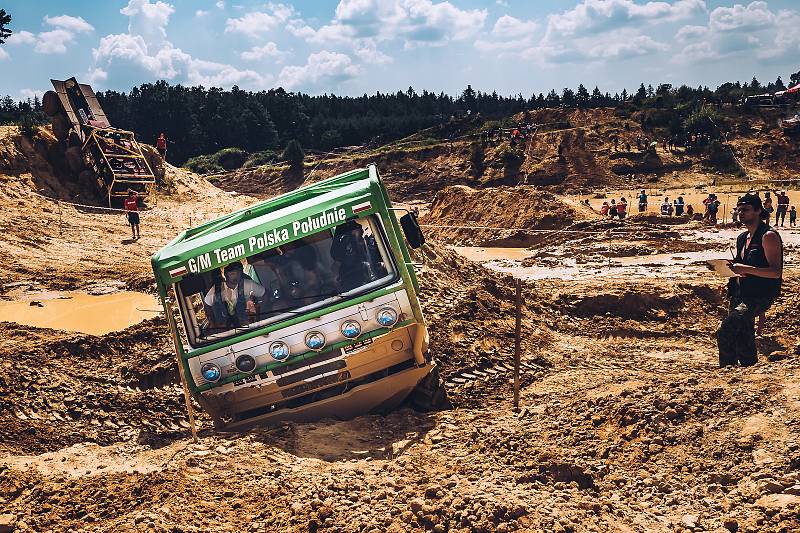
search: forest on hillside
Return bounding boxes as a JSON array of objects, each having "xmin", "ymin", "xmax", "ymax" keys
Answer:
[{"xmin": 1, "ymin": 70, "xmax": 798, "ymax": 165}]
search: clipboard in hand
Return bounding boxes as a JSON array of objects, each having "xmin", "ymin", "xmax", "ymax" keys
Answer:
[{"xmin": 707, "ymin": 259, "xmax": 739, "ymax": 278}]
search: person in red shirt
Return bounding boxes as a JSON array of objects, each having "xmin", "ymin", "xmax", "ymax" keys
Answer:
[
  {"xmin": 156, "ymin": 133, "xmax": 167, "ymax": 160},
  {"xmin": 617, "ymin": 197, "xmax": 628, "ymax": 220},
  {"xmin": 124, "ymin": 190, "xmax": 140, "ymax": 240}
]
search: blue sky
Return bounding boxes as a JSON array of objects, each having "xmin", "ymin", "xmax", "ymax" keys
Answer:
[{"xmin": 1, "ymin": 0, "xmax": 799, "ymax": 100}]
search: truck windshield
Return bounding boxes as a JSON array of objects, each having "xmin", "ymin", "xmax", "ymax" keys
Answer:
[{"xmin": 175, "ymin": 215, "xmax": 397, "ymax": 347}]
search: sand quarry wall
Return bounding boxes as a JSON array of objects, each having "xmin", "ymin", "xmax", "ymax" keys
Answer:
[{"xmin": 421, "ymin": 184, "xmax": 596, "ymax": 246}]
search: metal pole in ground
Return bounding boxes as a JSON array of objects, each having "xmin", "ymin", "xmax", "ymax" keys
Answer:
[
  {"xmin": 513, "ymin": 278, "xmax": 522, "ymax": 412},
  {"xmin": 163, "ymin": 296, "xmax": 199, "ymax": 442}
]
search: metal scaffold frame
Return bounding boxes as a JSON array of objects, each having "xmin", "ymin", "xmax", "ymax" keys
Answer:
[{"xmin": 47, "ymin": 77, "xmax": 157, "ymax": 206}]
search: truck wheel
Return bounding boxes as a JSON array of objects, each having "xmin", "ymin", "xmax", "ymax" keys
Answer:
[
  {"xmin": 65, "ymin": 146, "xmax": 84, "ymax": 173},
  {"xmin": 42, "ymin": 91, "xmax": 62, "ymax": 117},
  {"xmin": 77, "ymin": 169, "xmax": 97, "ymax": 188},
  {"xmin": 51, "ymin": 113, "xmax": 70, "ymax": 142},
  {"xmin": 408, "ymin": 365, "xmax": 452, "ymax": 412}
]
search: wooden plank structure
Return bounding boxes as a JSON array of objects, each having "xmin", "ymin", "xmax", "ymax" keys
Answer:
[{"xmin": 50, "ymin": 77, "xmax": 156, "ymax": 206}]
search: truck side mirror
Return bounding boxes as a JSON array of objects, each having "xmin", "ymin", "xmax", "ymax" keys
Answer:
[{"xmin": 400, "ymin": 212, "xmax": 425, "ymax": 249}]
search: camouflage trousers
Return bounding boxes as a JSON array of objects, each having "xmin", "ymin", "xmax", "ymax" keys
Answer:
[{"xmin": 716, "ymin": 294, "xmax": 774, "ymax": 367}]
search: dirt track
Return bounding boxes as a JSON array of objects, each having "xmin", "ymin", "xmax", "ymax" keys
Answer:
[{"xmin": 1, "ymin": 124, "xmax": 800, "ymax": 532}]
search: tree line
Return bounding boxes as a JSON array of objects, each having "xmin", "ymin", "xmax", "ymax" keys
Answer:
[{"xmin": 1, "ymin": 70, "xmax": 798, "ymax": 165}]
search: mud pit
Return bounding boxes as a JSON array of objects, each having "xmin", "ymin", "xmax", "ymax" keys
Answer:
[
  {"xmin": 0, "ymin": 290, "xmax": 159, "ymax": 335},
  {"xmin": 2, "ymin": 125, "xmax": 800, "ymax": 532}
]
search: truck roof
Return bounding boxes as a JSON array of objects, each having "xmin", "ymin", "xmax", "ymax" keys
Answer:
[{"xmin": 151, "ymin": 165, "xmax": 386, "ymax": 283}]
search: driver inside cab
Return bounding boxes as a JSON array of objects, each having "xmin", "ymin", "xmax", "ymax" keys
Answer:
[{"xmin": 203, "ymin": 262, "xmax": 265, "ymax": 329}]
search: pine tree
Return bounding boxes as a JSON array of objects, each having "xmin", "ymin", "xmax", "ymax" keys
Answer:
[
  {"xmin": 576, "ymin": 84, "xmax": 590, "ymax": 108},
  {"xmin": 282, "ymin": 139, "xmax": 304, "ymax": 172},
  {"xmin": 0, "ymin": 9, "xmax": 11, "ymax": 44}
]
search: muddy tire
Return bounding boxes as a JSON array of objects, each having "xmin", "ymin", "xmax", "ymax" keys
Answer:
[
  {"xmin": 42, "ymin": 91, "xmax": 63, "ymax": 117},
  {"xmin": 65, "ymin": 147, "xmax": 84, "ymax": 174},
  {"xmin": 78, "ymin": 169, "xmax": 97, "ymax": 189},
  {"xmin": 51, "ymin": 114, "xmax": 70, "ymax": 142},
  {"xmin": 408, "ymin": 365, "xmax": 452, "ymax": 412}
]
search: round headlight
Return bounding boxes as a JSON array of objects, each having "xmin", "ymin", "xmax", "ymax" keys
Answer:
[
  {"xmin": 376, "ymin": 307, "xmax": 398, "ymax": 327},
  {"xmin": 200, "ymin": 363, "xmax": 221, "ymax": 383},
  {"xmin": 341, "ymin": 320, "xmax": 361, "ymax": 339},
  {"xmin": 269, "ymin": 341, "xmax": 290, "ymax": 361},
  {"xmin": 305, "ymin": 331, "xmax": 326, "ymax": 350},
  {"xmin": 235, "ymin": 354, "xmax": 256, "ymax": 373}
]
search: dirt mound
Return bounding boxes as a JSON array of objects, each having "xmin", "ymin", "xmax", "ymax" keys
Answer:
[
  {"xmin": 212, "ymin": 106, "xmax": 800, "ymax": 201},
  {"xmin": 0, "ymin": 319, "xmax": 189, "ymax": 455},
  {"xmin": 413, "ymin": 242, "xmax": 553, "ymax": 407},
  {"xmin": 421, "ymin": 185, "xmax": 595, "ymax": 246}
]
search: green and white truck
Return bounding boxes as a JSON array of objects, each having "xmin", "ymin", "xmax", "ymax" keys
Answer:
[{"xmin": 151, "ymin": 165, "xmax": 445, "ymax": 430}]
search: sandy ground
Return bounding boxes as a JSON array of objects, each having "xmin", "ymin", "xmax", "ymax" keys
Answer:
[{"xmin": 1, "ymin": 125, "xmax": 800, "ymax": 533}]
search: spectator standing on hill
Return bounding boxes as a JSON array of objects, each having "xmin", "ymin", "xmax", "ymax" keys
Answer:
[
  {"xmin": 789, "ymin": 206, "xmax": 796, "ymax": 227},
  {"xmin": 708, "ymin": 194, "xmax": 720, "ymax": 224},
  {"xmin": 638, "ymin": 190, "xmax": 648, "ymax": 213},
  {"xmin": 601, "ymin": 201, "xmax": 609, "ymax": 216},
  {"xmin": 156, "ymin": 133, "xmax": 168, "ymax": 160},
  {"xmin": 661, "ymin": 197, "xmax": 671, "ymax": 216},
  {"xmin": 675, "ymin": 196, "xmax": 685, "ymax": 216},
  {"xmin": 609, "ymin": 199, "xmax": 618, "ymax": 218},
  {"xmin": 763, "ymin": 192, "xmax": 774, "ymax": 225},
  {"xmin": 124, "ymin": 190, "xmax": 140, "ymax": 240},
  {"xmin": 775, "ymin": 191, "xmax": 789, "ymax": 226},
  {"xmin": 717, "ymin": 194, "xmax": 783, "ymax": 367},
  {"xmin": 687, "ymin": 204, "xmax": 694, "ymax": 217},
  {"xmin": 618, "ymin": 197, "xmax": 628, "ymax": 220}
]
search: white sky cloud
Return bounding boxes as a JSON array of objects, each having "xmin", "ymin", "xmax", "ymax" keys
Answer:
[
  {"xmin": 92, "ymin": 0, "xmax": 266, "ymax": 89},
  {"xmin": 240, "ymin": 42, "xmax": 287, "ymax": 61},
  {"xmin": 475, "ymin": 14, "xmax": 538, "ymax": 54},
  {"xmin": 43, "ymin": 15, "xmax": 95, "ymax": 33},
  {"xmin": 277, "ymin": 50, "xmax": 361, "ymax": 90},
  {"xmin": 35, "ymin": 29, "xmax": 76, "ymax": 54},
  {"xmin": 545, "ymin": 0, "xmax": 706, "ymax": 39},
  {"xmin": 675, "ymin": 1, "xmax": 800, "ymax": 63},
  {"xmin": 20, "ymin": 88, "xmax": 46, "ymax": 100},
  {"xmin": 290, "ymin": 0, "xmax": 487, "ymax": 48},
  {"xmin": 5, "ymin": 30, "xmax": 36, "ymax": 45},
  {"xmin": 3, "ymin": 0, "xmax": 799, "ymax": 98},
  {"xmin": 7, "ymin": 15, "xmax": 94, "ymax": 55},
  {"xmin": 492, "ymin": 15, "xmax": 538, "ymax": 38},
  {"xmin": 225, "ymin": 4, "xmax": 295, "ymax": 38}
]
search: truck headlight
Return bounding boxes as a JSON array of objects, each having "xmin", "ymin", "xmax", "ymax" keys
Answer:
[
  {"xmin": 201, "ymin": 363, "xmax": 221, "ymax": 383},
  {"xmin": 269, "ymin": 341, "xmax": 290, "ymax": 361},
  {"xmin": 235, "ymin": 354, "xmax": 256, "ymax": 373},
  {"xmin": 305, "ymin": 331, "xmax": 326, "ymax": 350},
  {"xmin": 341, "ymin": 320, "xmax": 361, "ymax": 339},
  {"xmin": 376, "ymin": 307, "xmax": 398, "ymax": 327}
]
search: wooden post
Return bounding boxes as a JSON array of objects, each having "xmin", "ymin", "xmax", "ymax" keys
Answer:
[
  {"xmin": 163, "ymin": 295, "xmax": 198, "ymax": 442},
  {"xmin": 513, "ymin": 278, "xmax": 521, "ymax": 412}
]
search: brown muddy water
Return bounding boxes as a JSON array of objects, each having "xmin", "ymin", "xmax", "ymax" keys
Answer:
[
  {"xmin": 0, "ymin": 291, "xmax": 160, "ymax": 335},
  {"xmin": 453, "ymin": 227, "xmax": 800, "ymax": 281}
]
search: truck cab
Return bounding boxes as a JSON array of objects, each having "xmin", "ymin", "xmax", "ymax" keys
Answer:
[{"xmin": 151, "ymin": 165, "xmax": 443, "ymax": 430}]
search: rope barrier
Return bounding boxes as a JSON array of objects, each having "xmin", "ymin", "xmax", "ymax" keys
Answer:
[
  {"xmin": 420, "ymin": 223, "xmax": 648, "ymax": 234},
  {"xmin": 28, "ymin": 190, "xmax": 130, "ymax": 213}
]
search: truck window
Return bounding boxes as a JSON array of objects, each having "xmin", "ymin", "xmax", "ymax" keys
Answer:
[{"xmin": 175, "ymin": 215, "xmax": 397, "ymax": 347}]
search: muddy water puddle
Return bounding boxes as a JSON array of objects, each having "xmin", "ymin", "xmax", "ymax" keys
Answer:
[
  {"xmin": 453, "ymin": 226, "xmax": 800, "ymax": 281},
  {"xmin": 0, "ymin": 290, "xmax": 160, "ymax": 335},
  {"xmin": 454, "ymin": 247, "xmax": 721, "ymax": 281}
]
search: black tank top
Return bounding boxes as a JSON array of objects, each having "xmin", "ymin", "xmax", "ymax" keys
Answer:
[{"xmin": 735, "ymin": 222, "xmax": 782, "ymax": 298}]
